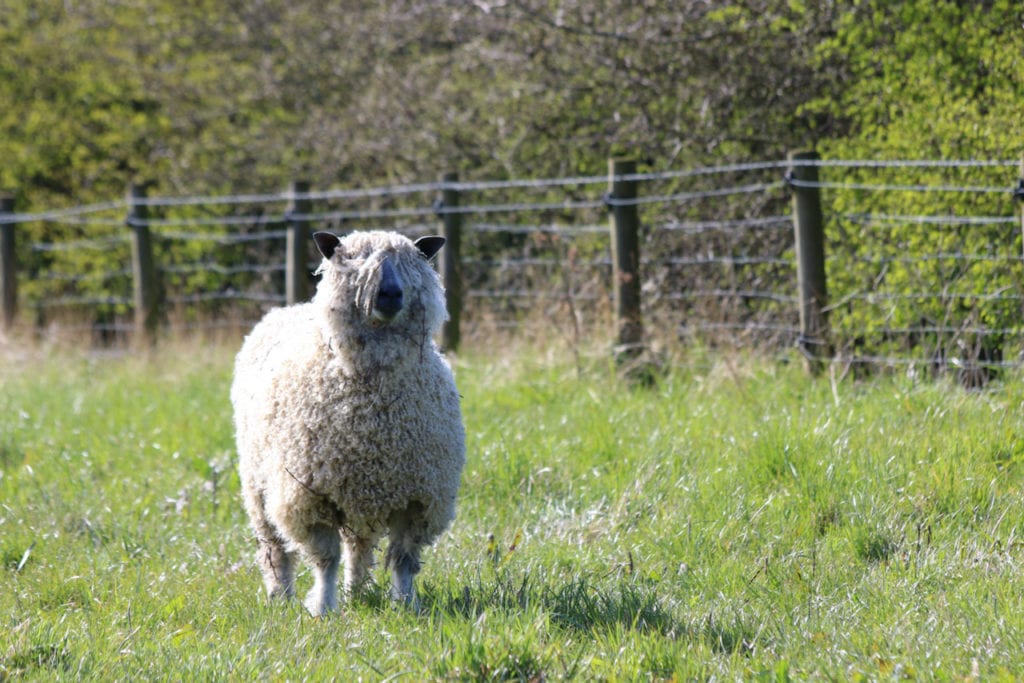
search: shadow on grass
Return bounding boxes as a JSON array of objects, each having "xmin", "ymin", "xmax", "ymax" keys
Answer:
[
  {"xmin": 426, "ymin": 571, "xmax": 670, "ymax": 632},
  {"xmin": 0, "ymin": 642, "xmax": 73, "ymax": 679},
  {"xmin": 0, "ymin": 439, "xmax": 22, "ymax": 470},
  {"xmin": 423, "ymin": 571, "xmax": 755, "ymax": 655}
]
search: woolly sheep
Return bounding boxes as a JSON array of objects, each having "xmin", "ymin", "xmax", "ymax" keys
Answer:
[{"xmin": 231, "ymin": 230, "xmax": 465, "ymax": 615}]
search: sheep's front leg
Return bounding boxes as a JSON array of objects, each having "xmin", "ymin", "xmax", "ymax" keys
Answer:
[
  {"xmin": 386, "ymin": 504, "xmax": 426, "ymax": 608},
  {"xmin": 256, "ymin": 536, "xmax": 295, "ymax": 600},
  {"xmin": 301, "ymin": 523, "xmax": 341, "ymax": 616},
  {"xmin": 341, "ymin": 530, "xmax": 379, "ymax": 597},
  {"xmin": 385, "ymin": 538, "xmax": 422, "ymax": 607},
  {"xmin": 245, "ymin": 488, "xmax": 296, "ymax": 600}
]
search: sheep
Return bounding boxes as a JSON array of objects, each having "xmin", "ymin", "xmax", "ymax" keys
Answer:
[{"xmin": 231, "ymin": 229, "xmax": 465, "ymax": 615}]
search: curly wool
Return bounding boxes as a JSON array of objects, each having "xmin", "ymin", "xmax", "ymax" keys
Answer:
[{"xmin": 232, "ymin": 230, "xmax": 464, "ymax": 612}]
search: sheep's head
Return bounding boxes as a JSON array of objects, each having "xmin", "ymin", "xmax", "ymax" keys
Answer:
[{"xmin": 312, "ymin": 230, "xmax": 448, "ymax": 357}]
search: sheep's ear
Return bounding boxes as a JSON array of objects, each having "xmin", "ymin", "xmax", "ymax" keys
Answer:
[
  {"xmin": 314, "ymin": 232, "xmax": 341, "ymax": 260},
  {"xmin": 414, "ymin": 236, "xmax": 445, "ymax": 261}
]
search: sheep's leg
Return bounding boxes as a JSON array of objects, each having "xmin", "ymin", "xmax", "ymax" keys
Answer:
[
  {"xmin": 256, "ymin": 536, "xmax": 296, "ymax": 600},
  {"xmin": 385, "ymin": 538, "xmax": 422, "ymax": 607},
  {"xmin": 341, "ymin": 530, "xmax": 379, "ymax": 597},
  {"xmin": 300, "ymin": 523, "xmax": 341, "ymax": 617},
  {"xmin": 386, "ymin": 505, "xmax": 426, "ymax": 607},
  {"xmin": 245, "ymin": 487, "xmax": 296, "ymax": 600}
]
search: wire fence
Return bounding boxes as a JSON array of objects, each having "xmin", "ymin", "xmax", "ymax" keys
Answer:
[{"xmin": 2, "ymin": 156, "xmax": 1023, "ymax": 379}]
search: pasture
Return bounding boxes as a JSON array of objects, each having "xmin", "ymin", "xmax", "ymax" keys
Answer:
[{"xmin": 2, "ymin": 341, "xmax": 1023, "ymax": 680}]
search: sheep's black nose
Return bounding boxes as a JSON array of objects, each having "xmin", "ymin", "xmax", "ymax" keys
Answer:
[
  {"xmin": 377, "ymin": 282, "xmax": 403, "ymax": 318},
  {"xmin": 376, "ymin": 259, "xmax": 404, "ymax": 319}
]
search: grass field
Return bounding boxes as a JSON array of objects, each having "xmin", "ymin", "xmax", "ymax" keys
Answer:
[{"xmin": 2, "ymin": 341, "xmax": 1024, "ymax": 680}]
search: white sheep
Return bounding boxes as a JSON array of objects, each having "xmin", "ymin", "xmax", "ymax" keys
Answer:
[{"xmin": 231, "ymin": 230, "xmax": 465, "ymax": 615}]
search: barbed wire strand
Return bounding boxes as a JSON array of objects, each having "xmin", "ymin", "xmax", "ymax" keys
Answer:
[
  {"xmin": 148, "ymin": 215, "xmax": 287, "ymax": 229},
  {"xmin": 155, "ymin": 229, "xmax": 288, "ymax": 243},
  {"xmin": 32, "ymin": 236, "xmax": 130, "ymax": 252},
  {"xmin": 840, "ymin": 324, "xmax": 1022, "ymax": 336},
  {"xmin": 469, "ymin": 222, "xmax": 607, "ymax": 235},
  {"xmin": 791, "ymin": 159, "xmax": 1018, "ymax": 169},
  {"xmin": 163, "ymin": 263, "xmax": 286, "ymax": 276},
  {"xmin": 0, "ymin": 200, "xmax": 127, "ymax": 225},
  {"xmin": 605, "ymin": 182, "xmax": 784, "ymax": 207},
  {"xmin": 845, "ymin": 291, "xmax": 1022, "ymax": 303},
  {"xmin": 667, "ymin": 289, "xmax": 798, "ymax": 303},
  {"xmin": 659, "ymin": 215, "xmax": 791, "ymax": 233},
  {"xmin": 30, "ymin": 268, "xmax": 133, "ymax": 284},
  {"xmin": 467, "ymin": 289, "xmax": 604, "ymax": 301},
  {"xmin": 843, "ymin": 213, "xmax": 1018, "ymax": 226},
  {"xmin": 680, "ymin": 321, "xmax": 800, "ymax": 333},
  {"xmin": 464, "ymin": 257, "xmax": 612, "ymax": 268},
  {"xmin": 39, "ymin": 295, "xmax": 132, "ymax": 308},
  {"xmin": 829, "ymin": 253, "xmax": 1021, "ymax": 265},
  {"xmin": 788, "ymin": 178, "xmax": 1014, "ymax": 194},
  {"xmin": 654, "ymin": 256, "xmax": 792, "ymax": 267},
  {"xmin": 167, "ymin": 292, "xmax": 286, "ymax": 305}
]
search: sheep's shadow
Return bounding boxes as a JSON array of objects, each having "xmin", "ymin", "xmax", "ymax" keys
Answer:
[{"xmin": 419, "ymin": 571, "xmax": 756, "ymax": 655}]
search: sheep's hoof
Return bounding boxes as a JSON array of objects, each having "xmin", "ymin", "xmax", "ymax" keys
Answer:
[
  {"xmin": 390, "ymin": 593, "xmax": 422, "ymax": 614},
  {"xmin": 390, "ymin": 584, "xmax": 421, "ymax": 612},
  {"xmin": 267, "ymin": 585, "xmax": 295, "ymax": 601},
  {"xmin": 304, "ymin": 593, "xmax": 338, "ymax": 617}
]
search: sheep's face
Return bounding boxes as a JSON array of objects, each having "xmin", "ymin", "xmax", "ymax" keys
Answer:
[{"xmin": 312, "ymin": 231, "xmax": 448, "ymax": 352}]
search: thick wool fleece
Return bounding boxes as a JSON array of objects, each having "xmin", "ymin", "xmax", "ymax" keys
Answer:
[{"xmin": 232, "ymin": 230, "xmax": 464, "ymax": 613}]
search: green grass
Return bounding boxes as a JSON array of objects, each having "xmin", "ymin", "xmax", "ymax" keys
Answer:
[{"xmin": 2, "ymin": 342, "xmax": 1024, "ymax": 680}]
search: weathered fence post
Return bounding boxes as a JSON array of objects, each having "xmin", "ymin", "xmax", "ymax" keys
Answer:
[
  {"xmin": 128, "ymin": 183, "xmax": 160, "ymax": 346},
  {"xmin": 438, "ymin": 172, "xmax": 462, "ymax": 353},
  {"xmin": 608, "ymin": 158, "xmax": 643, "ymax": 364},
  {"xmin": 286, "ymin": 180, "xmax": 312, "ymax": 305},
  {"xmin": 788, "ymin": 150, "xmax": 830, "ymax": 373},
  {"xmin": 1, "ymin": 195, "xmax": 16, "ymax": 334},
  {"xmin": 1017, "ymin": 157, "xmax": 1024, "ymax": 260}
]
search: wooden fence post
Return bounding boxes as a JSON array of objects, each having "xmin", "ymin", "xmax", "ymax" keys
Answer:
[
  {"xmin": 286, "ymin": 180, "xmax": 312, "ymax": 305},
  {"xmin": 788, "ymin": 150, "xmax": 830, "ymax": 373},
  {"xmin": 128, "ymin": 184, "xmax": 160, "ymax": 346},
  {"xmin": 1017, "ymin": 157, "xmax": 1024, "ymax": 260},
  {"xmin": 438, "ymin": 172, "xmax": 463, "ymax": 353},
  {"xmin": 1, "ymin": 196, "xmax": 16, "ymax": 334},
  {"xmin": 608, "ymin": 158, "xmax": 643, "ymax": 363}
]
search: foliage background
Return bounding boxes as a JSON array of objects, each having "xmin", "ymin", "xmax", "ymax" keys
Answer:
[{"xmin": 12, "ymin": 1, "xmax": 1016, "ymax": 204}]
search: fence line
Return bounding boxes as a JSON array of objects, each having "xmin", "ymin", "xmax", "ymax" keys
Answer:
[
  {"xmin": 2, "ymin": 154, "xmax": 1024, "ymax": 382},
  {"xmin": 2, "ymin": 157, "xmax": 1020, "ymax": 225}
]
